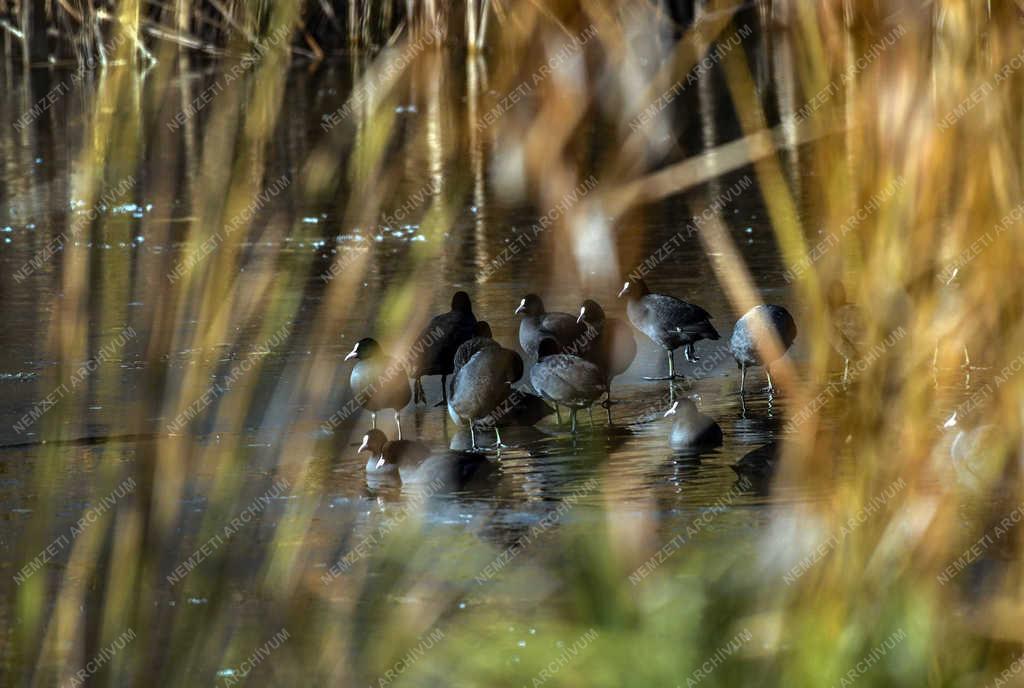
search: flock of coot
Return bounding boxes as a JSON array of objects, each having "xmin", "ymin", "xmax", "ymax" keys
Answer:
[{"xmin": 344, "ymin": 279, "xmax": 799, "ymax": 489}]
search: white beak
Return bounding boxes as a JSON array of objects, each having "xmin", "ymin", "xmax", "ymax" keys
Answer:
[
  {"xmin": 664, "ymin": 401, "xmax": 679, "ymax": 417},
  {"xmin": 617, "ymin": 282, "xmax": 629, "ymax": 298},
  {"xmin": 943, "ymin": 411, "xmax": 958, "ymax": 428},
  {"xmin": 514, "ymin": 299, "xmax": 526, "ymax": 315},
  {"xmin": 344, "ymin": 344, "xmax": 359, "ymax": 361},
  {"xmin": 357, "ymin": 435, "xmax": 370, "ymax": 453},
  {"xmin": 375, "ymin": 457, "xmax": 387, "ymax": 470},
  {"xmin": 576, "ymin": 306, "xmax": 586, "ymax": 324}
]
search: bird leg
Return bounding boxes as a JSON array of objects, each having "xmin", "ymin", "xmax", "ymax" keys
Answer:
[
  {"xmin": 469, "ymin": 423, "xmax": 478, "ymax": 450},
  {"xmin": 414, "ymin": 378, "xmax": 425, "ymax": 404},
  {"xmin": 371, "ymin": 412, "xmax": 377, "ymax": 429},
  {"xmin": 491, "ymin": 426, "xmax": 508, "ymax": 450},
  {"xmin": 395, "ymin": 412, "xmax": 403, "ymax": 440},
  {"xmin": 842, "ymin": 358, "xmax": 850, "ymax": 384},
  {"xmin": 433, "ymin": 375, "xmax": 448, "ymax": 407},
  {"xmin": 570, "ymin": 408, "xmax": 578, "ymax": 434},
  {"xmin": 739, "ymin": 364, "xmax": 746, "ymax": 396},
  {"xmin": 684, "ymin": 343, "xmax": 699, "ymax": 363},
  {"xmin": 765, "ymin": 368, "xmax": 775, "ymax": 394},
  {"xmin": 644, "ymin": 350, "xmax": 687, "ymax": 381},
  {"xmin": 555, "ymin": 404, "xmax": 562, "ymax": 425}
]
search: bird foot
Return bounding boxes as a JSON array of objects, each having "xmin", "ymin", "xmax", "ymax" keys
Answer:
[
  {"xmin": 433, "ymin": 399, "xmax": 447, "ymax": 408},
  {"xmin": 600, "ymin": 399, "xmax": 620, "ymax": 409}
]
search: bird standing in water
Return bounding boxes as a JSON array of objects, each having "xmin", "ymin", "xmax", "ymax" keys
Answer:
[
  {"xmin": 577, "ymin": 299, "xmax": 636, "ymax": 419},
  {"xmin": 409, "ymin": 291, "xmax": 477, "ymax": 406},
  {"xmin": 345, "ymin": 337, "xmax": 412, "ymax": 438},
  {"xmin": 730, "ymin": 304, "xmax": 797, "ymax": 395},
  {"xmin": 618, "ymin": 278, "xmax": 719, "ymax": 381}
]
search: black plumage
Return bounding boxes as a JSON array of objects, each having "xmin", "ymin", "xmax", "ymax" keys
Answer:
[
  {"xmin": 664, "ymin": 399, "xmax": 723, "ymax": 449},
  {"xmin": 730, "ymin": 442, "xmax": 780, "ymax": 481},
  {"xmin": 529, "ymin": 338, "xmax": 607, "ymax": 433},
  {"xmin": 449, "ymin": 321, "xmax": 498, "ymax": 395},
  {"xmin": 577, "ymin": 299, "xmax": 637, "ymax": 402},
  {"xmin": 448, "ymin": 346, "xmax": 524, "ymax": 448},
  {"xmin": 409, "ymin": 291, "xmax": 477, "ymax": 405},
  {"xmin": 617, "ymin": 278, "xmax": 719, "ymax": 380},
  {"xmin": 515, "ymin": 294, "xmax": 588, "ymax": 359},
  {"xmin": 729, "ymin": 304, "xmax": 797, "ymax": 394},
  {"xmin": 345, "ymin": 337, "xmax": 412, "ymax": 438},
  {"xmin": 358, "ymin": 429, "xmax": 496, "ymax": 489}
]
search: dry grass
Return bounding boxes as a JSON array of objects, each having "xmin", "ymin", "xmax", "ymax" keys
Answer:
[{"xmin": 4, "ymin": 0, "xmax": 1024, "ymax": 685}]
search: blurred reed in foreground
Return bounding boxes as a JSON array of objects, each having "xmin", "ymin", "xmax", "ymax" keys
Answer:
[{"xmin": 4, "ymin": 0, "xmax": 1024, "ymax": 686}]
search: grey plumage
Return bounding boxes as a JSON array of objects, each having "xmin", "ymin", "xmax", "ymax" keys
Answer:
[
  {"xmin": 448, "ymin": 347, "xmax": 524, "ymax": 448},
  {"xmin": 529, "ymin": 338, "xmax": 607, "ymax": 432},
  {"xmin": 345, "ymin": 338, "xmax": 411, "ymax": 436},
  {"xmin": 618, "ymin": 278, "xmax": 718, "ymax": 379},
  {"xmin": 409, "ymin": 291, "xmax": 477, "ymax": 404},
  {"xmin": 515, "ymin": 294, "xmax": 588, "ymax": 359},
  {"xmin": 730, "ymin": 304, "xmax": 797, "ymax": 393},
  {"xmin": 665, "ymin": 399, "xmax": 723, "ymax": 449}
]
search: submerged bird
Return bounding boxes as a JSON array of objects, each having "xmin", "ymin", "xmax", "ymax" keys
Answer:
[
  {"xmin": 345, "ymin": 337, "xmax": 412, "ymax": 438},
  {"xmin": 730, "ymin": 441, "xmax": 780, "ymax": 481},
  {"xmin": 529, "ymin": 338, "xmax": 607, "ymax": 433},
  {"xmin": 358, "ymin": 429, "xmax": 496, "ymax": 489},
  {"xmin": 664, "ymin": 398, "xmax": 722, "ymax": 449},
  {"xmin": 730, "ymin": 304, "xmax": 797, "ymax": 394},
  {"xmin": 515, "ymin": 294, "xmax": 588, "ymax": 359},
  {"xmin": 577, "ymin": 299, "xmax": 637, "ymax": 412},
  {"xmin": 617, "ymin": 278, "xmax": 719, "ymax": 381},
  {"xmin": 409, "ymin": 291, "xmax": 477, "ymax": 405},
  {"xmin": 448, "ymin": 346, "xmax": 524, "ymax": 449},
  {"xmin": 827, "ymin": 282, "xmax": 865, "ymax": 383}
]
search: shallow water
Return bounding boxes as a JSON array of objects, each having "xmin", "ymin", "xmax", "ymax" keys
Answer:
[{"xmin": 0, "ymin": 22, "xmax": 985, "ymax": 667}]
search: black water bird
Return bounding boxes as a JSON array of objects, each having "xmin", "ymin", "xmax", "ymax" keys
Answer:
[
  {"xmin": 730, "ymin": 304, "xmax": 797, "ymax": 394},
  {"xmin": 529, "ymin": 338, "xmax": 607, "ymax": 433},
  {"xmin": 448, "ymin": 346, "xmax": 524, "ymax": 449},
  {"xmin": 730, "ymin": 441, "xmax": 780, "ymax": 481},
  {"xmin": 617, "ymin": 278, "xmax": 719, "ymax": 381},
  {"xmin": 576, "ymin": 299, "xmax": 637, "ymax": 412},
  {"xmin": 664, "ymin": 399, "xmax": 723, "ymax": 449},
  {"xmin": 827, "ymin": 283, "xmax": 865, "ymax": 383},
  {"xmin": 449, "ymin": 321, "xmax": 499, "ymax": 395},
  {"xmin": 345, "ymin": 337, "xmax": 412, "ymax": 438},
  {"xmin": 409, "ymin": 291, "xmax": 477, "ymax": 405},
  {"xmin": 515, "ymin": 294, "xmax": 588, "ymax": 359},
  {"xmin": 358, "ymin": 429, "xmax": 496, "ymax": 489}
]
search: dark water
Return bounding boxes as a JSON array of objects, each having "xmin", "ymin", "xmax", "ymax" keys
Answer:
[{"xmin": 0, "ymin": 27, "xmax": 974, "ymax": 637}]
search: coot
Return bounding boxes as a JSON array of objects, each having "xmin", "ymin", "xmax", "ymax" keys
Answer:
[
  {"xmin": 358, "ymin": 429, "xmax": 496, "ymax": 490},
  {"xmin": 828, "ymin": 283, "xmax": 865, "ymax": 383},
  {"xmin": 345, "ymin": 337, "xmax": 412, "ymax": 438},
  {"xmin": 664, "ymin": 399, "xmax": 723, "ymax": 449},
  {"xmin": 515, "ymin": 294, "xmax": 588, "ymax": 359},
  {"xmin": 448, "ymin": 346, "xmax": 524, "ymax": 448},
  {"xmin": 449, "ymin": 321, "xmax": 499, "ymax": 395},
  {"xmin": 730, "ymin": 441, "xmax": 779, "ymax": 481},
  {"xmin": 617, "ymin": 278, "xmax": 719, "ymax": 380},
  {"xmin": 409, "ymin": 291, "xmax": 477, "ymax": 405},
  {"xmin": 577, "ymin": 299, "xmax": 637, "ymax": 413},
  {"xmin": 529, "ymin": 338, "xmax": 607, "ymax": 433},
  {"xmin": 730, "ymin": 304, "xmax": 797, "ymax": 394}
]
